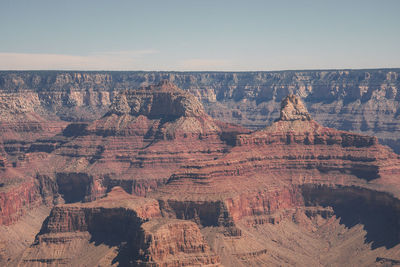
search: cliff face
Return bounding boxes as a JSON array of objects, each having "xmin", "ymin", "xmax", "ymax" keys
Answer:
[
  {"xmin": 15, "ymin": 187, "xmax": 221, "ymax": 266},
  {"xmin": 2, "ymin": 76, "xmax": 400, "ymax": 266},
  {"xmin": 20, "ymin": 81, "xmax": 246, "ymax": 204},
  {"xmin": 0, "ymin": 70, "xmax": 399, "ymax": 153},
  {"xmin": 0, "ymin": 81, "xmax": 246, "ymax": 234},
  {"xmin": 149, "ymin": 95, "xmax": 400, "ymax": 266},
  {"xmin": 0, "ymin": 178, "xmax": 41, "ymax": 225},
  {"xmin": 14, "ymin": 187, "xmax": 159, "ymax": 266},
  {"xmin": 137, "ymin": 219, "xmax": 221, "ymax": 266},
  {"xmin": 0, "ymin": 166, "xmax": 53, "ymax": 262},
  {"xmin": 0, "ymin": 151, "xmax": 51, "ymax": 226},
  {"xmin": 108, "ymin": 80, "xmax": 205, "ymax": 119}
]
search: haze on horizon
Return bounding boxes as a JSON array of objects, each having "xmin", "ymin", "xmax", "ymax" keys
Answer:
[{"xmin": 1, "ymin": 0, "xmax": 399, "ymax": 71}]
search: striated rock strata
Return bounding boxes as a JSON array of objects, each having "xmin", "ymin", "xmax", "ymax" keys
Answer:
[
  {"xmin": 14, "ymin": 187, "xmax": 221, "ymax": 266},
  {"xmin": 148, "ymin": 94, "xmax": 400, "ymax": 266},
  {"xmin": 1, "ymin": 70, "xmax": 400, "ymax": 153},
  {"xmin": 137, "ymin": 219, "xmax": 221, "ymax": 266},
  {"xmin": 2, "ymin": 82, "xmax": 400, "ymax": 266},
  {"xmin": 20, "ymin": 81, "xmax": 247, "ymax": 203}
]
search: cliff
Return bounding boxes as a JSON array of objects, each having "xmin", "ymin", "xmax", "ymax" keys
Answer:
[
  {"xmin": 14, "ymin": 187, "xmax": 220, "ymax": 266},
  {"xmin": 2, "ymin": 76, "xmax": 400, "ymax": 266},
  {"xmin": 1, "ymin": 70, "xmax": 399, "ymax": 153},
  {"xmin": 136, "ymin": 219, "xmax": 221, "ymax": 266},
  {"xmin": 14, "ymin": 81, "xmax": 246, "ymax": 206},
  {"xmin": 149, "ymin": 94, "xmax": 400, "ymax": 266},
  {"xmin": 155, "ymin": 95, "xmax": 400, "ymax": 201},
  {"xmin": 0, "ymin": 177, "xmax": 41, "ymax": 225}
]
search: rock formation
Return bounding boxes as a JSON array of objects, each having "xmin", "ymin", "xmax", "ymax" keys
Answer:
[
  {"xmin": 148, "ymin": 94, "xmax": 400, "ymax": 266},
  {"xmin": 1, "ymin": 70, "xmax": 400, "ymax": 153},
  {"xmin": 1, "ymin": 80, "xmax": 400, "ymax": 266},
  {"xmin": 13, "ymin": 187, "xmax": 221, "ymax": 266},
  {"xmin": 137, "ymin": 219, "xmax": 220, "ymax": 266},
  {"xmin": 7, "ymin": 81, "xmax": 247, "ymax": 208},
  {"xmin": 279, "ymin": 94, "xmax": 311, "ymax": 121},
  {"xmin": 0, "ymin": 154, "xmax": 52, "ymax": 262}
]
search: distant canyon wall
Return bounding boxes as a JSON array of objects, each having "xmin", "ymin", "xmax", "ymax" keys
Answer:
[{"xmin": 0, "ymin": 70, "xmax": 399, "ymax": 152}]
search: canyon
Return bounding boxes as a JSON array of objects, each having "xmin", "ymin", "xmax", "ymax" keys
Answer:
[
  {"xmin": 0, "ymin": 71, "xmax": 399, "ymax": 266},
  {"xmin": 1, "ymin": 69, "xmax": 399, "ymax": 152}
]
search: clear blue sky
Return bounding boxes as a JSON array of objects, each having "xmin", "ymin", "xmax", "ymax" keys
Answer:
[{"xmin": 1, "ymin": 0, "xmax": 399, "ymax": 71}]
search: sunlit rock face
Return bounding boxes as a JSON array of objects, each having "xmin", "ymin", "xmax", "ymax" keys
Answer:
[
  {"xmin": 1, "ymin": 70, "xmax": 400, "ymax": 151},
  {"xmin": 148, "ymin": 93, "xmax": 400, "ymax": 266},
  {"xmin": 1, "ymin": 76, "xmax": 400, "ymax": 266},
  {"xmin": 14, "ymin": 187, "xmax": 221, "ymax": 266},
  {"xmin": 279, "ymin": 94, "xmax": 312, "ymax": 121},
  {"xmin": 0, "ymin": 81, "xmax": 247, "ymax": 229}
]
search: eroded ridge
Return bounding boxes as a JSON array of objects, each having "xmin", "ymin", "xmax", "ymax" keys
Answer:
[
  {"xmin": 2, "ymin": 90, "xmax": 400, "ymax": 266},
  {"xmin": 148, "ymin": 94, "xmax": 400, "ymax": 266},
  {"xmin": 14, "ymin": 187, "xmax": 221, "ymax": 266}
]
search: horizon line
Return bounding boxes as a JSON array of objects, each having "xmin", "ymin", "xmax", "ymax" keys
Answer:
[{"xmin": 0, "ymin": 67, "xmax": 400, "ymax": 73}]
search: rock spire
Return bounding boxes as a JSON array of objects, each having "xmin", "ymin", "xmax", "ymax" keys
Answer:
[{"xmin": 279, "ymin": 94, "xmax": 311, "ymax": 121}]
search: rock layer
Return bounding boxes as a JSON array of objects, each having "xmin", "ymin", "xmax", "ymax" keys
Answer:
[
  {"xmin": 1, "ymin": 70, "xmax": 400, "ymax": 152},
  {"xmin": 149, "ymin": 94, "xmax": 400, "ymax": 266},
  {"xmin": 137, "ymin": 219, "xmax": 221, "ymax": 266},
  {"xmin": 279, "ymin": 94, "xmax": 311, "ymax": 121},
  {"xmin": 22, "ymin": 81, "xmax": 246, "ymax": 203},
  {"xmin": 1, "ymin": 80, "xmax": 400, "ymax": 266},
  {"xmin": 0, "ymin": 178, "xmax": 41, "ymax": 225},
  {"xmin": 14, "ymin": 187, "xmax": 221, "ymax": 266}
]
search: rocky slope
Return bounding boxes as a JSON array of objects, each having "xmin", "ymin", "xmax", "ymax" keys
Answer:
[
  {"xmin": 19, "ymin": 81, "xmax": 247, "ymax": 204},
  {"xmin": 1, "ymin": 70, "xmax": 399, "ymax": 153},
  {"xmin": 149, "ymin": 94, "xmax": 400, "ymax": 266},
  {"xmin": 0, "ymin": 81, "xmax": 243, "ymax": 265},
  {"xmin": 1, "ymin": 79, "xmax": 400, "ymax": 266},
  {"xmin": 13, "ymin": 187, "xmax": 221, "ymax": 266},
  {"xmin": 0, "ymin": 154, "xmax": 55, "ymax": 263}
]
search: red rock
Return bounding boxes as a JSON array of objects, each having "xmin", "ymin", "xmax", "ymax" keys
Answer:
[
  {"xmin": 154, "ymin": 94, "xmax": 400, "ymax": 203},
  {"xmin": 148, "ymin": 94, "xmax": 400, "ymax": 265},
  {"xmin": 137, "ymin": 219, "xmax": 221, "ymax": 266},
  {"xmin": 42, "ymin": 186, "xmax": 161, "ymax": 234},
  {"xmin": 16, "ymin": 187, "xmax": 221, "ymax": 266},
  {"xmin": 0, "ymin": 176, "xmax": 41, "ymax": 225},
  {"xmin": 3, "ymin": 88, "xmax": 400, "ymax": 266},
  {"xmin": 25, "ymin": 81, "xmax": 246, "ymax": 203}
]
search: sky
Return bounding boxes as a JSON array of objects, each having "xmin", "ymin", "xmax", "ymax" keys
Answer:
[{"xmin": 0, "ymin": 0, "xmax": 399, "ymax": 71}]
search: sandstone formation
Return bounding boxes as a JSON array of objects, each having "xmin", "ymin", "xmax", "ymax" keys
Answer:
[
  {"xmin": 1, "ymin": 70, "xmax": 399, "ymax": 153},
  {"xmin": 1, "ymin": 78, "xmax": 400, "ymax": 266},
  {"xmin": 13, "ymin": 187, "xmax": 221, "ymax": 266},
  {"xmin": 148, "ymin": 94, "xmax": 400, "ymax": 266},
  {"xmin": 0, "ymin": 155, "xmax": 52, "ymax": 262},
  {"xmin": 279, "ymin": 94, "xmax": 311, "ymax": 121},
  {"xmin": 0, "ymin": 177, "xmax": 41, "ymax": 225},
  {"xmin": 0, "ymin": 81, "xmax": 243, "ymax": 265},
  {"xmin": 19, "ymin": 81, "xmax": 247, "ymax": 205},
  {"xmin": 137, "ymin": 219, "xmax": 220, "ymax": 266},
  {"xmin": 0, "ymin": 80, "xmax": 248, "ymax": 253}
]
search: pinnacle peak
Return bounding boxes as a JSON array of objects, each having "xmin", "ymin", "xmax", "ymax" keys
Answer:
[{"xmin": 279, "ymin": 94, "xmax": 311, "ymax": 121}]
